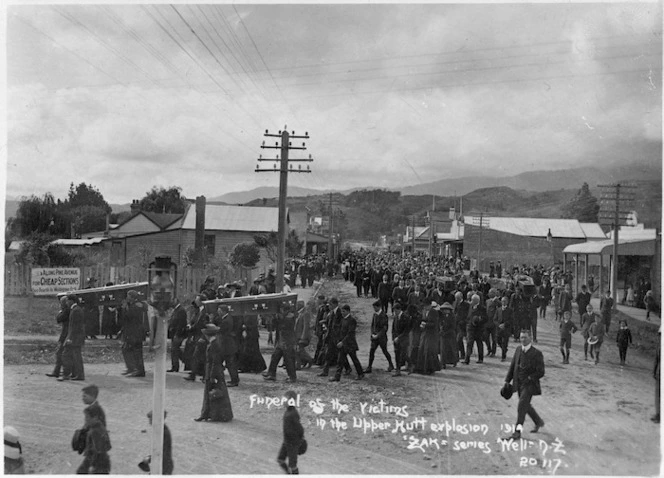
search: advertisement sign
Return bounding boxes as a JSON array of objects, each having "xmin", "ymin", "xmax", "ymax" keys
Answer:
[{"xmin": 31, "ymin": 268, "xmax": 81, "ymax": 296}]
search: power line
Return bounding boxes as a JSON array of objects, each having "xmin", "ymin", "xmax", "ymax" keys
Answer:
[
  {"xmin": 278, "ymin": 52, "xmax": 660, "ymax": 89},
  {"xmin": 301, "ymin": 65, "xmax": 653, "ymax": 100}
]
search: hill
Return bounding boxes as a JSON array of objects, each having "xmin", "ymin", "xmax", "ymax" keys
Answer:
[
  {"xmin": 249, "ymin": 180, "xmax": 660, "ymax": 242},
  {"xmin": 208, "ymin": 159, "xmax": 661, "ymax": 204}
]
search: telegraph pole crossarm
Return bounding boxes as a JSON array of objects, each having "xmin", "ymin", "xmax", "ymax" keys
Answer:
[{"xmin": 255, "ymin": 128, "xmax": 314, "ymax": 292}]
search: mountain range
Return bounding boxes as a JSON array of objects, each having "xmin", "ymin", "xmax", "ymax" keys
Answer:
[
  {"xmin": 5, "ymin": 161, "xmax": 661, "ymax": 220},
  {"xmin": 209, "ymin": 161, "xmax": 661, "ymax": 204}
]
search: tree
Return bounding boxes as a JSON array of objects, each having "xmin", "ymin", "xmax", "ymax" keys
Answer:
[
  {"xmin": 139, "ymin": 186, "xmax": 187, "ymax": 214},
  {"xmin": 67, "ymin": 182, "xmax": 111, "ymax": 213},
  {"xmin": 286, "ymin": 230, "xmax": 304, "ymax": 257},
  {"xmin": 14, "ymin": 193, "xmax": 62, "ymax": 237},
  {"xmin": 14, "ymin": 232, "xmax": 84, "ymax": 266},
  {"xmin": 254, "ymin": 232, "xmax": 278, "ymax": 262},
  {"xmin": 69, "ymin": 205, "xmax": 110, "ymax": 236},
  {"xmin": 229, "ymin": 243, "xmax": 261, "ymax": 269},
  {"xmin": 561, "ymin": 183, "xmax": 600, "ymax": 222}
]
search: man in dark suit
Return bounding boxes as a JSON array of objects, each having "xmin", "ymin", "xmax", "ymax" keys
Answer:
[
  {"xmin": 318, "ymin": 298, "xmax": 346, "ymax": 377},
  {"xmin": 263, "ymin": 304, "xmax": 298, "ymax": 383},
  {"xmin": 496, "ymin": 297, "xmax": 514, "ymax": 362},
  {"xmin": 330, "ymin": 305, "xmax": 364, "ymax": 381},
  {"xmin": 364, "ymin": 301, "xmax": 394, "ymax": 373},
  {"xmin": 167, "ymin": 299, "xmax": 188, "ymax": 373},
  {"xmin": 120, "ymin": 290, "xmax": 147, "ymax": 377},
  {"xmin": 391, "ymin": 303, "xmax": 411, "ymax": 376},
  {"xmin": 312, "ymin": 295, "xmax": 329, "ymax": 366},
  {"xmin": 214, "ymin": 305, "xmax": 240, "ymax": 386},
  {"xmin": 59, "ymin": 294, "xmax": 86, "ymax": 381},
  {"xmin": 503, "ymin": 329, "xmax": 545, "ymax": 440},
  {"xmin": 46, "ymin": 296, "xmax": 70, "ymax": 378}
]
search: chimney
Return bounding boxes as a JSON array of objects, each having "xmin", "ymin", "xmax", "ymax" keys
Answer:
[
  {"xmin": 130, "ymin": 199, "xmax": 140, "ymax": 214},
  {"xmin": 194, "ymin": 196, "xmax": 206, "ymax": 265}
]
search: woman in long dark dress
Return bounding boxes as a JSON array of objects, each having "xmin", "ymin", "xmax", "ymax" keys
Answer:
[
  {"xmin": 439, "ymin": 302, "xmax": 458, "ymax": 368},
  {"xmin": 407, "ymin": 304, "xmax": 422, "ymax": 374},
  {"xmin": 194, "ymin": 324, "xmax": 233, "ymax": 422},
  {"xmin": 416, "ymin": 303, "xmax": 442, "ymax": 374},
  {"xmin": 238, "ymin": 315, "xmax": 267, "ymax": 373}
]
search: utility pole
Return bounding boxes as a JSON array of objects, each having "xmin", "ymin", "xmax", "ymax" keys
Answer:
[
  {"xmin": 411, "ymin": 215, "xmax": 415, "ymax": 255},
  {"xmin": 257, "ymin": 127, "xmax": 313, "ymax": 292},
  {"xmin": 328, "ymin": 193, "xmax": 333, "ymax": 260},
  {"xmin": 598, "ymin": 183, "xmax": 636, "ymax": 310},
  {"xmin": 428, "ymin": 195, "xmax": 436, "ymax": 257},
  {"xmin": 472, "ymin": 212, "xmax": 489, "ymax": 272}
]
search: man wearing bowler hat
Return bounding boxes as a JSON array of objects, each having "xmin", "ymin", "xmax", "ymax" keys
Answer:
[{"xmin": 503, "ymin": 329, "xmax": 545, "ymax": 440}]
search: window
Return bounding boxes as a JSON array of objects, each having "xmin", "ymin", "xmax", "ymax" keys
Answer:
[{"xmin": 204, "ymin": 234, "xmax": 216, "ymax": 256}]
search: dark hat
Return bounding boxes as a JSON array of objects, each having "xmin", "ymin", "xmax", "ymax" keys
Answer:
[
  {"xmin": 393, "ymin": 303, "xmax": 403, "ymax": 310},
  {"xmin": 127, "ymin": 290, "xmax": 139, "ymax": 300},
  {"xmin": 66, "ymin": 294, "xmax": 79, "ymax": 303},
  {"xmin": 202, "ymin": 324, "xmax": 220, "ymax": 335},
  {"xmin": 500, "ymin": 382, "xmax": 514, "ymax": 400},
  {"xmin": 372, "ymin": 300, "xmax": 381, "ymax": 308},
  {"xmin": 341, "ymin": 305, "xmax": 351, "ymax": 312}
]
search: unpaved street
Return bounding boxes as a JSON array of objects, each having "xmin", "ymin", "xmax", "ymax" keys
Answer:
[{"xmin": 3, "ymin": 277, "xmax": 661, "ymax": 475}]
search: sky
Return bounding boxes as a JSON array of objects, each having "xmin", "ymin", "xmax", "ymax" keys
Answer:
[{"xmin": 3, "ymin": 1, "xmax": 662, "ymax": 204}]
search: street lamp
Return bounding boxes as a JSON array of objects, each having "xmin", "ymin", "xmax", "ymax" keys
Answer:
[{"xmin": 146, "ymin": 255, "xmax": 177, "ymax": 476}]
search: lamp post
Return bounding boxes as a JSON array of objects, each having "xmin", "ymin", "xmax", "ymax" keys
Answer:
[{"xmin": 147, "ymin": 256, "xmax": 177, "ymax": 476}]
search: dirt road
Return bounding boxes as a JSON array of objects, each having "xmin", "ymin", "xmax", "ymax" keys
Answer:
[{"xmin": 3, "ymin": 278, "xmax": 661, "ymax": 475}]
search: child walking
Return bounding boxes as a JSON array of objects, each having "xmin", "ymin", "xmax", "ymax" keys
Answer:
[
  {"xmin": 589, "ymin": 313, "xmax": 607, "ymax": 365},
  {"xmin": 616, "ymin": 320, "xmax": 633, "ymax": 366},
  {"xmin": 277, "ymin": 390, "xmax": 304, "ymax": 475},
  {"xmin": 559, "ymin": 311, "xmax": 578, "ymax": 364}
]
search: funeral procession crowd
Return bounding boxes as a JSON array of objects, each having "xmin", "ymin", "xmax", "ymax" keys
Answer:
[{"xmin": 8, "ymin": 249, "xmax": 659, "ymax": 475}]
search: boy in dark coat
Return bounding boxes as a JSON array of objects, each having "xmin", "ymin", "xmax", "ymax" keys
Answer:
[
  {"xmin": 277, "ymin": 390, "xmax": 304, "ymax": 475},
  {"xmin": 82, "ymin": 384, "xmax": 106, "ymax": 428},
  {"xmin": 559, "ymin": 311, "xmax": 578, "ymax": 364},
  {"xmin": 616, "ymin": 319, "xmax": 633, "ymax": 366},
  {"xmin": 77, "ymin": 408, "xmax": 111, "ymax": 474}
]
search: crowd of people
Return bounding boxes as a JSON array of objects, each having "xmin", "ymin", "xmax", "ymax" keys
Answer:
[{"xmin": 29, "ymin": 245, "xmax": 658, "ymax": 475}]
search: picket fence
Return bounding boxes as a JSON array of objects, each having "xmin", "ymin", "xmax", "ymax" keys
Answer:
[{"xmin": 4, "ymin": 263, "xmax": 234, "ymax": 299}]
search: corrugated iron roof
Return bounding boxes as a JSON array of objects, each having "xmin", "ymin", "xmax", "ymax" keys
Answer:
[
  {"xmin": 52, "ymin": 238, "xmax": 106, "ymax": 246},
  {"xmin": 579, "ymin": 223, "xmax": 607, "ymax": 239},
  {"xmin": 563, "ymin": 237, "xmax": 656, "ymax": 255},
  {"xmin": 180, "ymin": 204, "xmax": 280, "ymax": 232},
  {"xmin": 464, "ymin": 216, "xmax": 588, "ymax": 239}
]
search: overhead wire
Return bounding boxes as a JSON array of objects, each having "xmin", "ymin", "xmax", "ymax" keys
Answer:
[
  {"xmin": 231, "ymin": 4, "xmax": 302, "ymax": 128},
  {"xmin": 193, "ymin": 5, "xmax": 271, "ymax": 102}
]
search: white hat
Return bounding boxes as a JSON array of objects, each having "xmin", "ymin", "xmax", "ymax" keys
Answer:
[{"xmin": 4, "ymin": 426, "xmax": 21, "ymax": 460}]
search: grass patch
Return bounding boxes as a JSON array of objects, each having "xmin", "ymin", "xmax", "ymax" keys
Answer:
[
  {"xmin": 4, "ymin": 296, "xmax": 61, "ymax": 336},
  {"xmin": 4, "ymin": 341, "xmax": 157, "ymax": 365}
]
